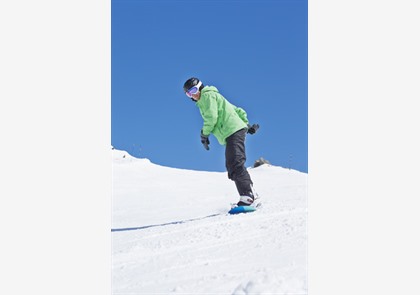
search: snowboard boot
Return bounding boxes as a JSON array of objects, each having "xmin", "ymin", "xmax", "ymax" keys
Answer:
[
  {"xmin": 236, "ymin": 192, "xmax": 255, "ymax": 207},
  {"xmin": 235, "ymin": 184, "xmax": 260, "ymax": 207}
]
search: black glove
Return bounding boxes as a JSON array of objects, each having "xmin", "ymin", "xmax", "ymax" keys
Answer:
[
  {"xmin": 247, "ymin": 123, "xmax": 259, "ymax": 134},
  {"xmin": 200, "ymin": 130, "xmax": 210, "ymax": 150}
]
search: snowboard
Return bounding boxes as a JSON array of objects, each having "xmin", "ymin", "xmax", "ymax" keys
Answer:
[
  {"xmin": 228, "ymin": 205, "xmax": 257, "ymax": 214},
  {"xmin": 228, "ymin": 199, "xmax": 262, "ymax": 214}
]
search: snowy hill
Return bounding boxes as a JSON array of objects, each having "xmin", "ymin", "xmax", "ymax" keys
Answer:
[{"xmin": 112, "ymin": 149, "xmax": 308, "ymax": 294}]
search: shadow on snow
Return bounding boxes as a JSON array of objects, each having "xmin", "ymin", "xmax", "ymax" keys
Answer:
[{"xmin": 111, "ymin": 213, "xmax": 222, "ymax": 232}]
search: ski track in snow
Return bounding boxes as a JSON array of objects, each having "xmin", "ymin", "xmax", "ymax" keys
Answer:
[{"xmin": 112, "ymin": 149, "xmax": 307, "ymax": 294}]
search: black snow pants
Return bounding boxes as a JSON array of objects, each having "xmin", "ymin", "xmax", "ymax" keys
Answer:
[{"xmin": 225, "ymin": 128, "xmax": 253, "ymax": 197}]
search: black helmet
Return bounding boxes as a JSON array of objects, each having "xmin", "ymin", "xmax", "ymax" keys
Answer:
[{"xmin": 183, "ymin": 77, "xmax": 200, "ymax": 92}]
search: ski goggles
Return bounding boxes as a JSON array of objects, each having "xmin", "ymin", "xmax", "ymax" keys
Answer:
[{"xmin": 185, "ymin": 81, "xmax": 202, "ymax": 98}]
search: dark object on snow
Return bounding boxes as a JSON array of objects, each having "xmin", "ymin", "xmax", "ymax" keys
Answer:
[{"xmin": 253, "ymin": 157, "xmax": 270, "ymax": 168}]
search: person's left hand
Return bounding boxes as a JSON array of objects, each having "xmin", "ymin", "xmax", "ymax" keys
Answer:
[{"xmin": 247, "ymin": 124, "xmax": 260, "ymax": 134}]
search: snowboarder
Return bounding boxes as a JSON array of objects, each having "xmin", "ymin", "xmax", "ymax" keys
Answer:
[{"xmin": 183, "ymin": 77, "xmax": 260, "ymax": 206}]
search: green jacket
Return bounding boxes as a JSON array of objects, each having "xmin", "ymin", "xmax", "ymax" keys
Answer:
[{"xmin": 196, "ymin": 86, "xmax": 249, "ymax": 145}]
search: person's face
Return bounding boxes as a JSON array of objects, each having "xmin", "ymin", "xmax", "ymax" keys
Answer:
[
  {"xmin": 185, "ymin": 81, "xmax": 202, "ymax": 101},
  {"xmin": 190, "ymin": 91, "xmax": 201, "ymax": 101}
]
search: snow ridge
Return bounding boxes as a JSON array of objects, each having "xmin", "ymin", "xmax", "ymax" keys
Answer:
[{"xmin": 112, "ymin": 149, "xmax": 307, "ymax": 294}]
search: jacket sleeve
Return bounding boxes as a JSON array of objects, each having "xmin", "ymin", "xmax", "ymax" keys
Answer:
[
  {"xmin": 200, "ymin": 94, "xmax": 218, "ymax": 136},
  {"xmin": 234, "ymin": 106, "xmax": 249, "ymax": 125}
]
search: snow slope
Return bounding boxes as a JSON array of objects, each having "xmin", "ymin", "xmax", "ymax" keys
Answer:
[{"xmin": 112, "ymin": 149, "xmax": 308, "ymax": 294}]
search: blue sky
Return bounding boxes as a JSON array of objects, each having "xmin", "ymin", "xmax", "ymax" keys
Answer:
[{"xmin": 112, "ymin": 0, "xmax": 308, "ymax": 173}]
